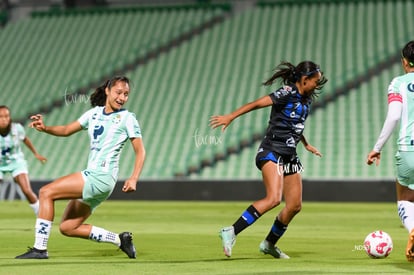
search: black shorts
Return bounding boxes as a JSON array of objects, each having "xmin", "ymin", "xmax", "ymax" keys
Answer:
[{"xmin": 255, "ymin": 148, "xmax": 303, "ymax": 176}]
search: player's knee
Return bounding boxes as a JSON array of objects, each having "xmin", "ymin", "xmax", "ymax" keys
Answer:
[
  {"xmin": 264, "ymin": 196, "xmax": 282, "ymax": 209},
  {"xmin": 287, "ymin": 203, "xmax": 302, "ymax": 215},
  {"xmin": 59, "ymin": 222, "xmax": 74, "ymax": 237},
  {"xmin": 38, "ymin": 185, "xmax": 55, "ymax": 200},
  {"xmin": 38, "ymin": 186, "xmax": 48, "ymax": 198}
]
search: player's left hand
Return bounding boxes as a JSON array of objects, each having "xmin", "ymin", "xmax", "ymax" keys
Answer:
[
  {"xmin": 304, "ymin": 144, "xmax": 322, "ymax": 157},
  {"xmin": 35, "ymin": 154, "xmax": 47, "ymax": 164},
  {"xmin": 366, "ymin": 151, "xmax": 381, "ymax": 166},
  {"xmin": 122, "ymin": 178, "xmax": 137, "ymax": 193}
]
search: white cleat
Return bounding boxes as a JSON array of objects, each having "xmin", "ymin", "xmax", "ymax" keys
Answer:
[
  {"xmin": 259, "ymin": 240, "xmax": 290, "ymax": 259},
  {"xmin": 219, "ymin": 226, "xmax": 236, "ymax": 257}
]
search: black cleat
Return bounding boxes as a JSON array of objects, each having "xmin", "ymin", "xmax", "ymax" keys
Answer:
[
  {"xmin": 15, "ymin": 247, "xmax": 48, "ymax": 259},
  {"xmin": 119, "ymin": 232, "xmax": 136, "ymax": 259}
]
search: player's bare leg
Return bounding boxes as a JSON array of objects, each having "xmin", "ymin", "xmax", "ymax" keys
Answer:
[{"xmin": 406, "ymin": 229, "xmax": 414, "ymax": 261}]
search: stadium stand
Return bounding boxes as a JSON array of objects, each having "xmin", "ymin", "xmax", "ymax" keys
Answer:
[
  {"xmin": 192, "ymin": 63, "xmax": 402, "ymax": 180},
  {"xmin": 2, "ymin": 0, "xmax": 413, "ymax": 181},
  {"xmin": 0, "ymin": 4, "xmax": 229, "ymax": 120}
]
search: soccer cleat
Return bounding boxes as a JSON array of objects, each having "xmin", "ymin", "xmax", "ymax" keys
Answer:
[
  {"xmin": 219, "ymin": 226, "xmax": 236, "ymax": 257},
  {"xmin": 119, "ymin": 232, "xmax": 136, "ymax": 259},
  {"xmin": 259, "ymin": 240, "xmax": 290, "ymax": 259},
  {"xmin": 15, "ymin": 247, "xmax": 48, "ymax": 259}
]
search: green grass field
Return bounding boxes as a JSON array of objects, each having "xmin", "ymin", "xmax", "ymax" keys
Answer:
[{"xmin": 0, "ymin": 200, "xmax": 412, "ymax": 274}]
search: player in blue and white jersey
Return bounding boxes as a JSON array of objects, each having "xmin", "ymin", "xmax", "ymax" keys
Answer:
[
  {"xmin": 367, "ymin": 41, "xmax": 414, "ymax": 262},
  {"xmin": 0, "ymin": 105, "xmax": 46, "ymax": 215},
  {"xmin": 210, "ymin": 61, "xmax": 327, "ymax": 259},
  {"xmin": 16, "ymin": 76, "xmax": 145, "ymax": 259}
]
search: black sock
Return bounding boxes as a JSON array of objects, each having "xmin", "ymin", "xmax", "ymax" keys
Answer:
[
  {"xmin": 265, "ymin": 218, "xmax": 287, "ymax": 245},
  {"xmin": 232, "ymin": 205, "xmax": 261, "ymax": 235}
]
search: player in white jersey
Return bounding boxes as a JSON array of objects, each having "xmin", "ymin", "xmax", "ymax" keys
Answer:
[
  {"xmin": 16, "ymin": 76, "xmax": 146, "ymax": 259},
  {"xmin": 0, "ymin": 105, "xmax": 46, "ymax": 215},
  {"xmin": 367, "ymin": 41, "xmax": 414, "ymax": 262}
]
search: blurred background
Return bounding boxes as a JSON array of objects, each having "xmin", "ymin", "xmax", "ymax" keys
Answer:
[{"xmin": 0, "ymin": 0, "xmax": 411, "ymax": 201}]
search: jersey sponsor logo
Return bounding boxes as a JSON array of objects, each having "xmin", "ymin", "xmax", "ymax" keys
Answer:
[
  {"xmin": 1, "ymin": 147, "xmax": 11, "ymax": 156},
  {"xmin": 273, "ymin": 86, "xmax": 293, "ymax": 98},
  {"xmin": 294, "ymin": 123, "xmax": 305, "ymax": 134},
  {"xmin": 91, "ymin": 125, "xmax": 104, "ymax": 152},
  {"xmin": 387, "ymin": 93, "xmax": 402, "ymax": 104},
  {"xmin": 285, "ymin": 137, "xmax": 295, "ymax": 148},
  {"xmin": 93, "ymin": 125, "xmax": 104, "ymax": 140},
  {"xmin": 284, "ymin": 102, "xmax": 308, "ymax": 121},
  {"xmin": 284, "ymin": 85, "xmax": 292, "ymax": 92}
]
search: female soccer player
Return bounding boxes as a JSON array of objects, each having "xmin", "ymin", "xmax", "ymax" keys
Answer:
[
  {"xmin": 15, "ymin": 76, "xmax": 146, "ymax": 259},
  {"xmin": 0, "ymin": 105, "xmax": 46, "ymax": 215},
  {"xmin": 367, "ymin": 40, "xmax": 414, "ymax": 262},
  {"xmin": 210, "ymin": 61, "xmax": 326, "ymax": 259}
]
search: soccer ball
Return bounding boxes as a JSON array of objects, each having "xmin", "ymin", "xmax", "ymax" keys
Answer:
[{"xmin": 364, "ymin": 230, "xmax": 393, "ymax": 258}]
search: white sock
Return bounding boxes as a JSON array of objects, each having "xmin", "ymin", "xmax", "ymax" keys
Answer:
[
  {"xmin": 89, "ymin": 226, "xmax": 120, "ymax": 247},
  {"xmin": 29, "ymin": 200, "xmax": 39, "ymax": 216},
  {"xmin": 34, "ymin": 218, "xmax": 52, "ymax": 250},
  {"xmin": 397, "ymin": 200, "xmax": 414, "ymax": 232}
]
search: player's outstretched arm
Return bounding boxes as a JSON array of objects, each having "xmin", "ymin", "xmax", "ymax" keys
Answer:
[
  {"xmin": 210, "ymin": 95, "xmax": 272, "ymax": 132},
  {"xmin": 23, "ymin": 137, "xmax": 47, "ymax": 163},
  {"xmin": 30, "ymin": 114, "xmax": 82, "ymax": 137}
]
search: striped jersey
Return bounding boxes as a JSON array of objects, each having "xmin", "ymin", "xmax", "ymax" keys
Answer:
[
  {"xmin": 388, "ymin": 72, "xmax": 414, "ymax": 151},
  {"xmin": 0, "ymin": 123, "xmax": 26, "ymax": 166},
  {"xmin": 78, "ymin": 106, "xmax": 142, "ymax": 180}
]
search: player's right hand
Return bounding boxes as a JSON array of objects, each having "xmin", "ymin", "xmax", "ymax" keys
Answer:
[{"xmin": 29, "ymin": 114, "xmax": 45, "ymax": 131}]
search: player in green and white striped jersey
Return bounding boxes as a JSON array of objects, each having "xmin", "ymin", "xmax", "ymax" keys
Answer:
[
  {"xmin": 367, "ymin": 41, "xmax": 414, "ymax": 262},
  {"xmin": 0, "ymin": 105, "xmax": 47, "ymax": 215},
  {"xmin": 16, "ymin": 76, "xmax": 146, "ymax": 260}
]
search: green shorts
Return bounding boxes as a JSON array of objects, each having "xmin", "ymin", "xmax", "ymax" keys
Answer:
[
  {"xmin": 80, "ymin": 170, "xmax": 116, "ymax": 211},
  {"xmin": 395, "ymin": 151, "xmax": 414, "ymax": 190},
  {"xmin": 0, "ymin": 160, "xmax": 28, "ymax": 179}
]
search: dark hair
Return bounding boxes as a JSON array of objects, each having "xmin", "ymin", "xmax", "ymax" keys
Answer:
[
  {"xmin": 262, "ymin": 61, "xmax": 328, "ymax": 97},
  {"xmin": 0, "ymin": 105, "xmax": 11, "ymax": 135},
  {"xmin": 402, "ymin": 40, "xmax": 414, "ymax": 67},
  {"xmin": 90, "ymin": 76, "xmax": 130, "ymax": 107}
]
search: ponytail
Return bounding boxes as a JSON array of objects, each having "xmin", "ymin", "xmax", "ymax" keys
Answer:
[
  {"xmin": 263, "ymin": 61, "xmax": 327, "ymax": 98},
  {"xmin": 90, "ymin": 81, "xmax": 108, "ymax": 107},
  {"xmin": 263, "ymin": 61, "xmax": 327, "ymax": 87},
  {"xmin": 262, "ymin": 61, "xmax": 297, "ymax": 86}
]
